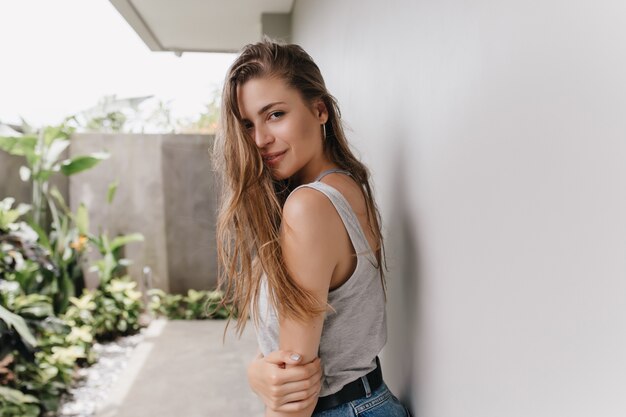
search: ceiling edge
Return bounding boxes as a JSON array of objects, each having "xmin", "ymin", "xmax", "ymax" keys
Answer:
[{"xmin": 110, "ymin": 0, "xmax": 164, "ymax": 51}]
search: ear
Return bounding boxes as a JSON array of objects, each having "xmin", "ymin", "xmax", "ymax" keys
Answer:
[{"xmin": 313, "ymin": 99, "xmax": 329, "ymax": 124}]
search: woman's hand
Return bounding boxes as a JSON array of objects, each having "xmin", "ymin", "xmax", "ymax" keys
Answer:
[{"xmin": 248, "ymin": 350, "xmax": 322, "ymax": 413}]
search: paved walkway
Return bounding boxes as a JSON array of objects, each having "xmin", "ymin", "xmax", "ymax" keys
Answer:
[{"xmin": 96, "ymin": 318, "xmax": 264, "ymax": 417}]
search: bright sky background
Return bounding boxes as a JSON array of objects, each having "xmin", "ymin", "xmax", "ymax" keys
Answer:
[{"xmin": 0, "ymin": 0, "xmax": 236, "ymax": 127}]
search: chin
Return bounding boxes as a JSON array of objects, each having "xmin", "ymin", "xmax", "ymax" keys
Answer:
[{"xmin": 268, "ymin": 168, "xmax": 288, "ymax": 181}]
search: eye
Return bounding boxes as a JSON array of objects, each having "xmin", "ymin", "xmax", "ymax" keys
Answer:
[
  {"xmin": 242, "ymin": 121, "xmax": 253, "ymax": 131},
  {"xmin": 269, "ymin": 111, "xmax": 284, "ymax": 120}
]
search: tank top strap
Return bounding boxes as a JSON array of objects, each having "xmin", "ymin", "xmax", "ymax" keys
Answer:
[
  {"xmin": 314, "ymin": 168, "xmax": 353, "ymax": 183},
  {"xmin": 288, "ymin": 181, "xmax": 374, "ymax": 260}
]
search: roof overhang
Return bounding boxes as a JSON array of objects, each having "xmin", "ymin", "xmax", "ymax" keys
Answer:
[{"xmin": 110, "ymin": 0, "xmax": 294, "ymax": 55}]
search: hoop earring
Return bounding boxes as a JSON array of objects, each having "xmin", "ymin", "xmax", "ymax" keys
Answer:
[{"xmin": 322, "ymin": 123, "xmax": 327, "ymax": 140}]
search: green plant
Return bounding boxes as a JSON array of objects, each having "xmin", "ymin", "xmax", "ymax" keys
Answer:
[
  {"xmin": 0, "ymin": 303, "xmax": 38, "ymax": 365},
  {"xmin": 0, "ymin": 116, "xmax": 149, "ymax": 415},
  {"xmin": 0, "ymin": 117, "xmax": 110, "ymax": 314},
  {"xmin": 64, "ymin": 277, "xmax": 144, "ymax": 342},
  {"xmin": 88, "ymin": 231, "xmax": 144, "ymax": 286},
  {"xmin": 0, "ymin": 197, "xmax": 80, "ymax": 316},
  {"xmin": 0, "ymin": 386, "xmax": 39, "ymax": 417},
  {"xmin": 148, "ymin": 288, "xmax": 232, "ymax": 320},
  {"xmin": 95, "ymin": 277, "xmax": 144, "ymax": 339},
  {"xmin": 0, "ymin": 292, "xmax": 41, "ymax": 417},
  {"xmin": 0, "ymin": 198, "xmax": 56, "ymax": 303},
  {"xmin": 0, "ymin": 119, "xmax": 109, "ymax": 231},
  {"xmin": 0, "ymin": 285, "xmax": 95, "ymax": 416}
]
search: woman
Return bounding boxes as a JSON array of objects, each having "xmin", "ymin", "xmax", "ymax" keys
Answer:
[{"xmin": 213, "ymin": 39, "xmax": 410, "ymax": 417}]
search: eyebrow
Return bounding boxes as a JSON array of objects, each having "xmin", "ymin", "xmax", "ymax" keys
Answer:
[{"xmin": 257, "ymin": 101, "xmax": 286, "ymax": 116}]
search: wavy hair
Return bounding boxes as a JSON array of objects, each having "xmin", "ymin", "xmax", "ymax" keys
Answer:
[{"xmin": 212, "ymin": 38, "xmax": 387, "ymax": 336}]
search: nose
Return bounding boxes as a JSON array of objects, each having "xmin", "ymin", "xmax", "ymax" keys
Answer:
[{"xmin": 253, "ymin": 124, "xmax": 274, "ymax": 149}]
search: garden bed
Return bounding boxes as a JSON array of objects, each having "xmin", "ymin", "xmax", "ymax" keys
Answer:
[{"xmin": 57, "ymin": 330, "xmax": 146, "ymax": 417}]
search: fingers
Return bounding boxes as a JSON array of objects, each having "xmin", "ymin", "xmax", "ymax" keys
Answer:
[
  {"xmin": 272, "ymin": 382, "xmax": 322, "ymax": 413},
  {"xmin": 268, "ymin": 361, "xmax": 322, "ymax": 408},
  {"xmin": 271, "ymin": 357, "xmax": 320, "ymax": 386},
  {"xmin": 257, "ymin": 352, "xmax": 324, "ymax": 412},
  {"xmin": 278, "ymin": 371, "xmax": 322, "ymax": 404},
  {"xmin": 263, "ymin": 349, "xmax": 303, "ymax": 366},
  {"xmin": 283, "ymin": 357, "xmax": 322, "ymax": 380}
]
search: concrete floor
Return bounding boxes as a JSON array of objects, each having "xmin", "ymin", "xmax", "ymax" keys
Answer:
[{"xmin": 95, "ymin": 319, "xmax": 264, "ymax": 417}]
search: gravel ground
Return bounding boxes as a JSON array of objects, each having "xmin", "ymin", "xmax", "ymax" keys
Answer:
[{"xmin": 57, "ymin": 330, "xmax": 147, "ymax": 417}]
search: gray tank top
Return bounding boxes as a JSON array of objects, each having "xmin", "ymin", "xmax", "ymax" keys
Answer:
[{"xmin": 254, "ymin": 168, "xmax": 387, "ymax": 397}]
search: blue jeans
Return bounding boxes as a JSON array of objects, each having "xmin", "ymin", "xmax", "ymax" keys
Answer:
[{"xmin": 312, "ymin": 383, "xmax": 411, "ymax": 417}]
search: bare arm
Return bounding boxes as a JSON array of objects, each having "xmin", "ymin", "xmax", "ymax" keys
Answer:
[
  {"xmin": 248, "ymin": 349, "xmax": 322, "ymax": 412},
  {"xmin": 265, "ymin": 188, "xmax": 341, "ymax": 417}
]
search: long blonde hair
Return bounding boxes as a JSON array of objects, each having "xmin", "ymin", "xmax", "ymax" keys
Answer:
[{"xmin": 212, "ymin": 39, "xmax": 387, "ymax": 336}]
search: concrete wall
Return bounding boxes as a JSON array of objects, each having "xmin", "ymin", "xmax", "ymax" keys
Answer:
[
  {"xmin": 0, "ymin": 151, "xmax": 69, "ymax": 211},
  {"xmin": 292, "ymin": 1, "xmax": 626, "ymax": 416},
  {"xmin": 69, "ymin": 134, "xmax": 218, "ymax": 294}
]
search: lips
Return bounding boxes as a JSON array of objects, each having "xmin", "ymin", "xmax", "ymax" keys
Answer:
[{"xmin": 262, "ymin": 150, "xmax": 287, "ymax": 164}]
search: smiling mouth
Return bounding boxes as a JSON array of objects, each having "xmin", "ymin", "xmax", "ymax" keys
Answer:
[{"xmin": 263, "ymin": 151, "xmax": 286, "ymax": 163}]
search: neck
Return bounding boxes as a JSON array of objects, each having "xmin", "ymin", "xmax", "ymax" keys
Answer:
[{"xmin": 292, "ymin": 158, "xmax": 339, "ymax": 187}]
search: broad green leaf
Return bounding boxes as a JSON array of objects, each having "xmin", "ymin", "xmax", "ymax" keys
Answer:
[
  {"xmin": 43, "ymin": 124, "xmax": 73, "ymax": 145},
  {"xmin": 50, "ymin": 345, "xmax": 85, "ymax": 366},
  {"xmin": 102, "ymin": 234, "xmax": 110, "ymax": 252},
  {"xmin": 17, "ymin": 303, "xmax": 54, "ymax": 319},
  {"xmin": 107, "ymin": 180, "xmax": 118, "ymax": 204},
  {"xmin": 49, "ymin": 186, "xmax": 71, "ymax": 215},
  {"xmin": 0, "ymin": 305, "xmax": 37, "ymax": 348},
  {"xmin": 59, "ymin": 152, "xmax": 110, "ymax": 176},
  {"xmin": 0, "ymin": 135, "xmax": 37, "ymax": 156},
  {"xmin": 68, "ymin": 292, "xmax": 97, "ymax": 310},
  {"xmin": 25, "ymin": 219, "xmax": 50, "ymax": 249},
  {"xmin": 0, "ymin": 385, "xmax": 39, "ymax": 404},
  {"xmin": 0, "ymin": 136, "xmax": 19, "ymax": 153},
  {"xmin": 66, "ymin": 325, "xmax": 93, "ymax": 344},
  {"xmin": 43, "ymin": 139, "xmax": 70, "ymax": 170},
  {"xmin": 110, "ymin": 233, "xmax": 144, "ymax": 251},
  {"xmin": 76, "ymin": 203, "xmax": 89, "ymax": 235},
  {"xmin": 0, "ymin": 198, "xmax": 29, "ymax": 229},
  {"xmin": 0, "ymin": 209, "xmax": 20, "ymax": 229}
]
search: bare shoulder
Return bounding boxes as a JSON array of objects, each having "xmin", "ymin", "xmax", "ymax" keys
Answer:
[
  {"xmin": 280, "ymin": 187, "xmax": 342, "ymax": 291},
  {"xmin": 281, "ymin": 186, "xmax": 340, "ymax": 233}
]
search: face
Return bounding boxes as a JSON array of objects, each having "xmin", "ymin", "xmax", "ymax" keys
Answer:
[{"xmin": 237, "ymin": 76, "xmax": 329, "ymax": 183}]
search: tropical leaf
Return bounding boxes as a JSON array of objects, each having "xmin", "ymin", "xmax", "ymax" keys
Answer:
[
  {"xmin": 0, "ymin": 135, "xmax": 37, "ymax": 157},
  {"xmin": 76, "ymin": 203, "xmax": 89, "ymax": 236},
  {"xmin": 25, "ymin": 219, "xmax": 50, "ymax": 250},
  {"xmin": 0, "ymin": 305, "xmax": 37, "ymax": 349},
  {"xmin": 43, "ymin": 140, "xmax": 70, "ymax": 170},
  {"xmin": 58, "ymin": 152, "xmax": 110, "ymax": 175},
  {"xmin": 0, "ymin": 385, "xmax": 39, "ymax": 404},
  {"xmin": 0, "ymin": 136, "xmax": 19, "ymax": 153},
  {"xmin": 107, "ymin": 180, "xmax": 118, "ymax": 204},
  {"xmin": 110, "ymin": 233, "xmax": 144, "ymax": 252},
  {"xmin": 49, "ymin": 187, "xmax": 71, "ymax": 216}
]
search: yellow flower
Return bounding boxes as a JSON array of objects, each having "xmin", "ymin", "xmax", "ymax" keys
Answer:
[{"xmin": 70, "ymin": 234, "xmax": 88, "ymax": 251}]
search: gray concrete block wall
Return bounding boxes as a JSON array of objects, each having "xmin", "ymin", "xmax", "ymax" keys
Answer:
[
  {"xmin": 0, "ymin": 152, "xmax": 32, "ymax": 203},
  {"xmin": 161, "ymin": 136, "xmax": 219, "ymax": 294},
  {"xmin": 0, "ymin": 150, "xmax": 69, "ymax": 212},
  {"xmin": 69, "ymin": 133, "xmax": 217, "ymax": 293}
]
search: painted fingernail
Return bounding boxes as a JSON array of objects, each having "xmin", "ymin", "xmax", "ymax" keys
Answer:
[{"xmin": 290, "ymin": 353, "xmax": 301, "ymax": 361}]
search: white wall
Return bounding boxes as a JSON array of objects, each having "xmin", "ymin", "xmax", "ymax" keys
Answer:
[{"xmin": 292, "ymin": 1, "xmax": 626, "ymax": 416}]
